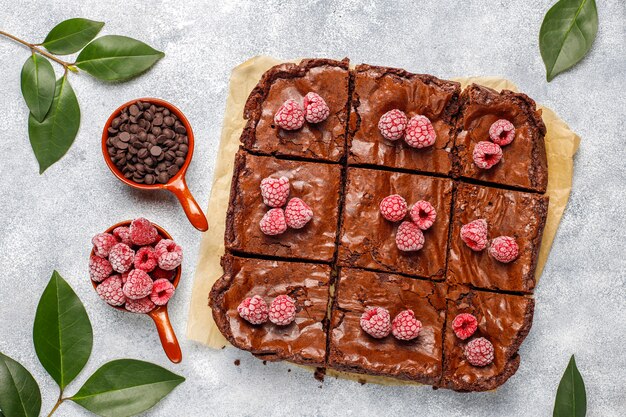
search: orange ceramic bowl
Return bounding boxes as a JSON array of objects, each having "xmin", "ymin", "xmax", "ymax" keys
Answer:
[{"xmin": 101, "ymin": 98, "xmax": 208, "ymax": 232}]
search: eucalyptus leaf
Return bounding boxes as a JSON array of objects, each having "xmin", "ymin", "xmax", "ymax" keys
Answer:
[
  {"xmin": 70, "ymin": 359, "xmax": 184, "ymax": 417},
  {"xmin": 20, "ymin": 54, "xmax": 55, "ymax": 122},
  {"xmin": 42, "ymin": 18, "xmax": 104, "ymax": 55},
  {"xmin": 539, "ymin": 0, "xmax": 598, "ymax": 81},
  {"xmin": 0, "ymin": 352, "xmax": 41, "ymax": 417},
  {"xmin": 33, "ymin": 271, "xmax": 92, "ymax": 389},
  {"xmin": 553, "ymin": 355, "xmax": 587, "ymax": 417},
  {"xmin": 75, "ymin": 35, "xmax": 164, "ymax": 81},
  {"xmin": 28, "ymin": 75, "xmax": 80, "ymax": 173}
]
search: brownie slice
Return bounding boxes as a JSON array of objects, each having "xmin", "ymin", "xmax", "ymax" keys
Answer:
[
  {"xmin": 338, "ymin": 167, "xmax": 454, "ymax": 279},
  {"xmin": 441, "ymin": 285, "xmax": 534, "ymax": 391},
  {"xmin": 225, "ymin": 150, "xmax": 342, "ymax": 263},
  {"xmin": 241, "ymin": 58, "xmax": 350, "ymax": 163},
  {"xmin": 209, "ymin": 255, "xmax": 331, "ymax": 366},
  {"xmin": 447, "ymin": 183, "xmax": 548, "ymax": 293},
  {"xmin": 453, "ymin": 84, "xmax": 548, "ymax": 193},
  {"xmin": 328, "ymin": 268, "xmax": 446, "ymax": 384},
  {"xmin": 347, "ymin": 64, "xmax": 461, "ymax": 175}
]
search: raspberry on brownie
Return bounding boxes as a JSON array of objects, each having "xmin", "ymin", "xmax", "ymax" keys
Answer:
[
  {"xmin": 328, "ymin": 268, "xmax": 446, "ymax": 385},
  {"xmin": 241, "ymin": 59, "xmax": 350, "ymax": 163},
  {"xmin": 347, "ymin": 64, "xmax": 461, "ymax": 175},
  {"xmin": 441, "ymin": 285, "xmax": 534, "ymax": 392},
  {"xmin": 447, "ymin": 183, "xmax": 548, "ymax": 293},
  {"xmin": 453, "ymin": 84, "xmax": 548, "ymax": 193},
  {"xmin": 338, "ymin": 167, "xmax": 453, "ymax": 280},
  {"xmin": 225, "ymin": 150, "xmax": 342, "ymax": 263},
  {"xmin": 209, "ymin": 255, "xmax": 331, "ymax": 367}
]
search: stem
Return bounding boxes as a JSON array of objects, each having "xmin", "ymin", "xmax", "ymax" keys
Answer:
[
  {"xmin": 46, "ymin": 390, "xmax": 64, "ymax": 417},
  {"xmin": 0, "ymin": 30, "xmax": 75, "ymax": 69}
]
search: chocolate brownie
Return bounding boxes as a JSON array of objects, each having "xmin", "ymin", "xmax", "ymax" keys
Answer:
[
  {"xmin": 453, "ymin": 84, "xmax": 548, "ymax": 193},
  {"xmin": 225, "ymin": 150, "xmax": 342, "ymax": 263},
  {"xmin": 441, "ymin": 285, "xmax": 534, "ymax": 392},
  {"xmin": 209, "ymin": 255, "xmax": 331, "ymax": 366},
  {"xmin": 347, "ymin": 64, "xmax": 461, "ymax": 175},
  {"xmin": 447, "ymin": 183, "xmax": 548, "ymax": 293},
  {"xmin": 328, "ymin": 268, "xmax": 446, "ymax": 384},
  {"xmin": 338, "ymin": 167, "xmax": 454, "ymax": 279},
  {"xmin": 241, "ymin": 58, "xmax": 350, "ymax": 162}
]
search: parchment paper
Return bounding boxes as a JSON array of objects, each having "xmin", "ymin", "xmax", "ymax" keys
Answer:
[{"xmin": 187, "ymin": 58, "xmax": 581, "ymax": 370}]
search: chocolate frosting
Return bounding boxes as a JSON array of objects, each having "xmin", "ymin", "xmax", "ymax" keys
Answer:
[
  {"xmin": 348, "ymin": 64, "xmax": 460, "ymax": 175},
  {"xmin": 338, "ymin": 167, "xmax": 453, "ymax": 279},
  {"xmin": 210, "ymin": 255, "xmax": 331, "ymax": 366},
  {"xmin": 447, "ymin": 183, "xmax": 548, "ymax": 293},
  {"xmin": 329, "ymin": 268, "xmax": 446, "ymax": 384},
  {"xmin": 225, "ymin": 150, "xmax": 342, "ymax": 262}
]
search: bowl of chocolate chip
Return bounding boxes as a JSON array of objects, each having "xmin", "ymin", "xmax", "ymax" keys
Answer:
[{"xmin": 102, "ymin": 98, "xmax": 208, "ymax": 231}]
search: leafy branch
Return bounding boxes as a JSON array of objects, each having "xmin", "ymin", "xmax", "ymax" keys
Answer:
[{"xmin": 1, "ymin": 18, "xmax": 164, "ymax": 173}]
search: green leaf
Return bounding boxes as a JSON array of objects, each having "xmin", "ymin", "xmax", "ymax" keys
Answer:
[
  {"xmin": 539, "ymin": 0, "xmax": 598, "ymax": 81},
  {"xmin": 70, "ymin": 359, "xmax": 184, "ymax": 417},
  {"xmin": 20, "ymin": 54, "xmax": 56, "ymax": 122},
  {"xmin": 28, "ymin": 75, "xmax": 80, "ymax": 173},
  {"xmin": 42, "ymin": 18, "xmax": 104, "ymax": 55},
  {"xmin": 33, "ymin": 271, "xmax": 92, "ymax": 389},
  {"xmin": 0, "ymin": 353, "xmax": 41, "ymax": 417},
  {"xmin": 75, "ymin": 35, "xmax": 164, "ymax": 81},
  {"xmin": 553, "ymin": 355, "xmax": 587, "ymax": 417}
]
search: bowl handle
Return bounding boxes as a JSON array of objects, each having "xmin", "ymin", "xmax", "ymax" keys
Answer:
[
  {"xmin": 166, "ymin": 176, "xmax": 208, "ymax": 232},
  {"xmin": 149, "ymin": 307, "xmax": 182, "ymax": 363}
]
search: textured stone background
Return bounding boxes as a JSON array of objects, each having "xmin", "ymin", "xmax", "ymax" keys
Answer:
[{"xmin": 0, "ymin": 1, "xmax": 624, "ymax": 416}]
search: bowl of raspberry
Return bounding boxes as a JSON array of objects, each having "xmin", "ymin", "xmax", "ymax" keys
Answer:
[
  {"xmin": 89, "ymin": 217, "xmax": 183, "ymax": 363},
  {"xmin": 101, "ymin": 98, "xmax": 208, "ymax": 232}
]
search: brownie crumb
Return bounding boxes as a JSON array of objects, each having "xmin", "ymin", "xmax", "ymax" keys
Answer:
[
  {"xmin": 287, "ymin": 369, "xmax": 291, "ymax": 372},
  {"xmin": 314, "ymin": 367, "xmax": 326, "ymax": 382},
  {"xmin": 358, "ymin": 379, "xmax": 366, "ymax": 385},
  {"xmin": 234, "ymin": 359, "xmax": 240, "ymax": 366},
  {"xmin": 263, "ymin": 360, "xmax": 267, "ymax": 365}
]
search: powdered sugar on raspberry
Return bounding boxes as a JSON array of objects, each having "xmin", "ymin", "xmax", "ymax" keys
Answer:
[
  {"xmin": 92, "ymin": 233, "xmax": 118, "ymax": 258},
  {"xmin": 123, "ymin": 269, "xmax": 153, "ymax": 300},
  {"xmin": 395, "ymin": 221, "xmax": 425, "ymax": 252},
  {"xmin": 269, "ymin": 294, "xmax": 297, "ymax": 326},
  {"xmin": 130, "ymin": 217, "xmax": 158, "ymax": 246},
  {"xmin": 96, "ymin": 275, "xmax": 126, "ymax": 306},
  {"xmin": 460, "ymin": 219, "xmax": 489, "ymax": 251},
  {"xmin": 404, "ymin": 115, "xmax": 436, "ymax": 148},
  {"xmin": 489, "ymin": 236, "xmax": 519, "ymax": 263},
  {"xmin": 379, "ymin": 194, "xmax": 407, "ymax": 222},
  {"xmin": 473, "ymin": 141, "xmax": 503, "ymax": 169},
  {"xmin": 284, "ymin": 197, "xmax": 313, "ymax": 229},
  {"xmin": 410, "ymin": 200, "xmax": 437, "ymax": 230},
  {"xmin": 452, "ymin": 313, "xmax": 478, "ymax": 340},
  {"xmin": 238, "ymin": 295, "xmax": 269, "ymax": 325},
  {"xmin": 360, "ymin": 307, "xmax": 391, "ymax": 338},
  {"xmin": 125, "ymin": 297, "xmax": 156, "ymax": 314},
  {"xmin": 154, "ymin": 239, "xmax": 183, "ymax": 271},
  {"xmin": 134, "ymin": 246, "xmax": 158, "ymax": 272},
  {"xmin": 464, "ymin": 337, "xmax": 495, "ymax": 367},
  {"xmin": 150, "ymin": 278, "xmax": 175, "ymax": 305},
  {"xmin": 303, "ymin": 92, "xmax": 330, "ymax": 124},
  {"xmin": 89, "ymin": 255, "xmax": 113, "ymax": 282},
  {"xmin": 259, "ymin": 208, "xmax": 288, "ymax": 236},
  {"xmin": 489, "ymin": 119, "xmax": 516, "ymax": 146},
  {"xmin": 108, "ymin": 243, "xmax": 135, "ymax": 273},
  {"xmin": 274, "ymin": 99, "xmax": 305, "ymax": 130},
  {"xmin": 391, "ymin": 310, "xmax": 422, "ymax": 341},
  {"xmin": 378, "ymin": 109, "xmax": 408, "ymax": 141},
  {"xmin": 260, "ymin": 176, "xmax": 290, "ymax": 208}
]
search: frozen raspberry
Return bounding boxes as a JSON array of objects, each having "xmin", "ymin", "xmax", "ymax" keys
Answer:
[
  {"xmin": 123, "ymin": 269, "xmax": 153, "ymax": 300},
  {"xmin": 150, "ymin": 278, "xmax": 175, "ymax": 306},
  {"xmin": 452, "ymin": 313, "xmax": 478, "ymax": 340},
  {"xmin": 259, "ymin": 208, "xmax": 287, "ymax": 236},
  {"xmin": 395, "ymin": 221, "xmax": 425, "ymax": 252},
  {"xmin": 108, "ymin": 243, "xmax": 135, "ymax": 273},
  {"xmin": 378, "ymin": 109, "xmax": 408, "ymax": 141},
  {"xmin": 284, "ymin": 197, "xmax": 313, "ymax": 229},
  {"xmin": 379, "ymin": 194, "xmax": 407, "ymax": 222},
  {"xmin": 391, "ymin": 310, "xmax": 422, "ymax": 341},
  {"xmin": 489, "ymin": 119, "xmax": 516, "ymax": 146},
  {"xmin": 360, "ymin": 307, "xmax": 391, "ymax": 339},
  {"xmin": 464, "ymin": 337, "xmax": 494, "ymax": 367},
  {"xmin": 125, "ymin": 297, "xmax": 156, "ymax": 314},
  {"xmin": 96, "ymin": 275, "xmax": 126, "ymax": 306},
  {"xmin": 154, "ymin": 239, "xmax": 183, "ymax": 271},
  {"xmin": 134, "ymin": 246, "xmax": 158, "ymax": 272},
  {"xmin": 274, "ymin": 99, "xmax": 305, "ymax": 130},
  {"xmin": 92, "ymin": 233, "xmax": 118, "ymax": 258},
  {"xmin": 404, "ymin": 115, "xmax": 436, "ymax": 148},
  {"xmin": 410, "ymin": 200, "xmax": 437, "ymax": 230},
  {"xmin": 89, "ymin": 255, "xmax": 113, "ymax": 282},
  {"xmin": 130, "ymin": 217, "xmax": 158, "ymax": 246},
  {"xmin": 303, "ymin": 92, "xmax": 330, "ymax": 123},
  {"xmin": 112, "ymin": 226, "xmax": 132, "ymax": 246},
  {"xmin": 473, "ymin": 141, "xmax": 503, "ymax": 169},
  {"xmin": 121, "ymin": 271, "xmax": 129, "ymax": 284},
  {"xmin": 237, "ymin": 295, "xmax": 269, "ymax": 325},
  {"xmin": 152, "ymin": 267, "xmax": 175, "ymax": 281},
  {"xmin": 260, "ymin": 176, "xmax": 290, "ymax": 208},
  {"xmin": 460, "ymin": 219, "xmax": 489, "ymax": 251},
  {"xmin": 489, "ymin": 236, "xmax": 519, "ymax": 263},
  {"xmin": 269, "ymin": 294, "xmax": 297, "ymax": 326}
]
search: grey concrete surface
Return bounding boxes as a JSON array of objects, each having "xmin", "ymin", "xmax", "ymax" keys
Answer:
[{"xmin": 0, "ymin": 1, "xmax": 624, "ymax": 416}]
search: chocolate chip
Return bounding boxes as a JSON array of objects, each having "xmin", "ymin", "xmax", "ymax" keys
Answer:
[
  {"xmin": 164, "ymin": 116, "xmax": 175, "ymax": 126},
  {"xmin": 137, "ymin": 148, "xmax": 149, "ymax": 159},
  {"xmin": 164, "ymin": 128, "xmax": 175, "ymax": 139},
  {"xmin": 167, "ymin": 165, "xmax": 179, "ymax": 176},
  {"xmin": 174, "ymin": 124, "xmax": 186, "ymax": 134},
  {"xmin": 150, "ymin": 146, "xmax": 162, "ymax": 157},
  {"xmin": 175, "ymin": 157, "xmax": 185, "ymax": 167},
  {"xmin": 144, "ymin": 174, "xmax": 155, "ymax": 185},
  {"xmin": 157, "ymin": 171, "xmax": 169, "ymax": 184},
  {"xmin": 129, "ymin": 104, "xmax": 140, "ymax": 116}
]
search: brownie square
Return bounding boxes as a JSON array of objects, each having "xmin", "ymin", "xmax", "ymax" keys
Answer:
[
  {"xmin": 328, "ymin": 268, "xmax": 446, "ymax": 384},
  {"xmin": 347, "ymin": 64, "xmax": 461, "ymax": 175},
  {"xmin": 209, "ymin": 255, "xmax": 331, "ymax": 366},
  {"xmin": 338, "ymin": 167, "xmax": 454, "ymax": 279},
  {"xmin": 241, "ymin": 58, "xmax": 350, "ymax": 163},
  {"xmin": 453, "ymin": 84, "xmax": 548, "ymax": 193},
  {"xmin": 447, "ymin": 183, "xmax": 548, "ymax": 293},
  {"xmin": 225, "ymin": 150, "xmax": 342, "ymax": 262},
  {"xmin": 441, "ymin": 285, "xmax": 534, "ymax": 392}
]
